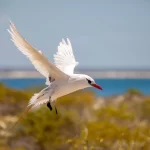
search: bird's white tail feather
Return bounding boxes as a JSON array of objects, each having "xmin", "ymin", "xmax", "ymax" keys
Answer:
[
  {"xmin": 28, "ymin": 86, "xmax": 50, "ymax": 108},
  {"xmin": 28, "ymin": 93, "xmax": 39, "ymax": 106},
  {"xmin": 32, "ymin": 99, "xmax": 49, "ymax": 109}
]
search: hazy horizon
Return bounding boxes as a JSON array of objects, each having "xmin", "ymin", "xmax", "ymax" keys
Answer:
[{"xmin": 1, "ymin": 66, "xmax": 150, "ymax": 71}]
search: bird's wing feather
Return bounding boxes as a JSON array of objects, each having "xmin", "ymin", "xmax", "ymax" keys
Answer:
[
  {"xmin": 8, "ymin": 22, "xmax": 68, "ymax": 85},
  {"xmin": 53, "ymin": 38, "xmax": 79, "ymax": 75}
]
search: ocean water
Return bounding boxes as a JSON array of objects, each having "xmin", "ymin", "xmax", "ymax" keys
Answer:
[{"xmin": 0, "ymin": 78, "xmax": 150, "ymax": 96}]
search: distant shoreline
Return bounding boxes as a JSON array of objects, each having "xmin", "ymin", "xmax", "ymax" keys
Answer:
[{"xmin": 1, "ymin": 70, "xmax": 150, "ymax": 79}]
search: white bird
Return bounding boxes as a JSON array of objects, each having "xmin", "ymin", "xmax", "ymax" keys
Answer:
[{"xmin": 5, "ymin": 21, "xmax": 102, "ymax": 135}]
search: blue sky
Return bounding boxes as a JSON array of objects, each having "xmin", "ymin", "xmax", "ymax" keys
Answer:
[{"xmin": 0, "ymin": 0, "xmax": 150, "ymax": 69}]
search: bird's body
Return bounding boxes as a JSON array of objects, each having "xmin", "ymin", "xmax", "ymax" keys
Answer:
[
  {"xmin": 29, "ymin": 74, "xmax": 94, "ymax": 108},
  {"xmin": 5, "ymin": 21, "xmax": 102, "ymax": 135}
]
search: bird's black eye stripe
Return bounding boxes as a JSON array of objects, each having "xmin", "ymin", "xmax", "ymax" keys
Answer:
[{"xmin": 86, "ymin": 78, "xmax": 92, "ymax": 84}]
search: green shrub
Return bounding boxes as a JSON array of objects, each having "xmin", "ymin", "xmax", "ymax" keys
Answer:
[{"xmin": 126, "ymin": 88, "xmax": 142, "ymax": 96}]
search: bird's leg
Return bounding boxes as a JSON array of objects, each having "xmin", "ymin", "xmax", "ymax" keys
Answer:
[
  {"xmin": 54, "ymin": 101, "xmax": 58, "ymax": 115},
  {"xmin": 55, "ymin": 106, "xmax": 58, "ymax": 114},
  {"xmin": 47, "ymin": 97, "xmax": 52, "ymax": 111}
]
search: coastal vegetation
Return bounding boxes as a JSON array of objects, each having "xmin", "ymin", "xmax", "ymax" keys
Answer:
[{"xmin": 0, "ymin": 83, "xmax": 150, "ymax": 150}]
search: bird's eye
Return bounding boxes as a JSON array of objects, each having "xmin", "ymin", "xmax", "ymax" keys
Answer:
[{"xmin": 86, "ymin": 78, "xmax": 92, "ymax": 84}]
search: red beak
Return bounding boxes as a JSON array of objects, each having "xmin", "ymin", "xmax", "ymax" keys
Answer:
[{"xmin": 91, "ymin": 83, "xmax": 103, "ymax": 90}]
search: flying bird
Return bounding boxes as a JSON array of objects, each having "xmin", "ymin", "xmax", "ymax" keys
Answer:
[{"xmin": 5, "ymin": 21, "xmax": 102, "ymax": 135}]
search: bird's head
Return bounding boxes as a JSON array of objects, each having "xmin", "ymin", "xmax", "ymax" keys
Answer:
[{"xmin": 83, "ymin": 75, "xmax": 103, "ymax": 90}]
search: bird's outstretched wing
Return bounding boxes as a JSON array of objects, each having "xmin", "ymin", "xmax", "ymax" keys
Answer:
[
  {"xmin": 53, "ymin": 38, "xmax": 79, "ymax": 75},
  {"xmin": 8, "ymin": 21, "xmax": 68, "ymax": 85}
]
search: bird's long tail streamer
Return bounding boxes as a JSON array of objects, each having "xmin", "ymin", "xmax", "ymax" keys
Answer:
[{"xmin": 4, "ymin": 104, "xmax": 33, "ymax": 137}]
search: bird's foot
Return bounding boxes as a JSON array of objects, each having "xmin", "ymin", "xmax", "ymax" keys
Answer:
[{"xmin": 47, "ymin": 102, "xmax": 52, "ymax": 111}]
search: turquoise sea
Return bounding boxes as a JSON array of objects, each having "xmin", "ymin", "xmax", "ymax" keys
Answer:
[{"xmin": 0, "ymin": 78, "xmax": 150, "ymax": 96}]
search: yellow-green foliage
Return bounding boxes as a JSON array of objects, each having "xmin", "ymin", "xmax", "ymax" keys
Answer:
[
  {"xmin": 57, "ymin": 90, "xmax": 95, "ymax": 112},
  {"xmin": 18, "ymin": 109, "xmax": 81, "ymax": 150},
  {"xmin": 96, "ymin": 103, "xmax": 134, "ymax": 122},
  {"xmin": 0, "ymin": 84, "xmax": 150, "ymax": 150},
  {"xmin": 127, "ymin": 88, "xmax": 142, "ymax": 96},
  {"xmin": 0, "ymin": 83, "xmax": 32, "ymax": 104},
  {"xmin": 140, "ymin": 98, "xmax": 150, "ymax": 120}
]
